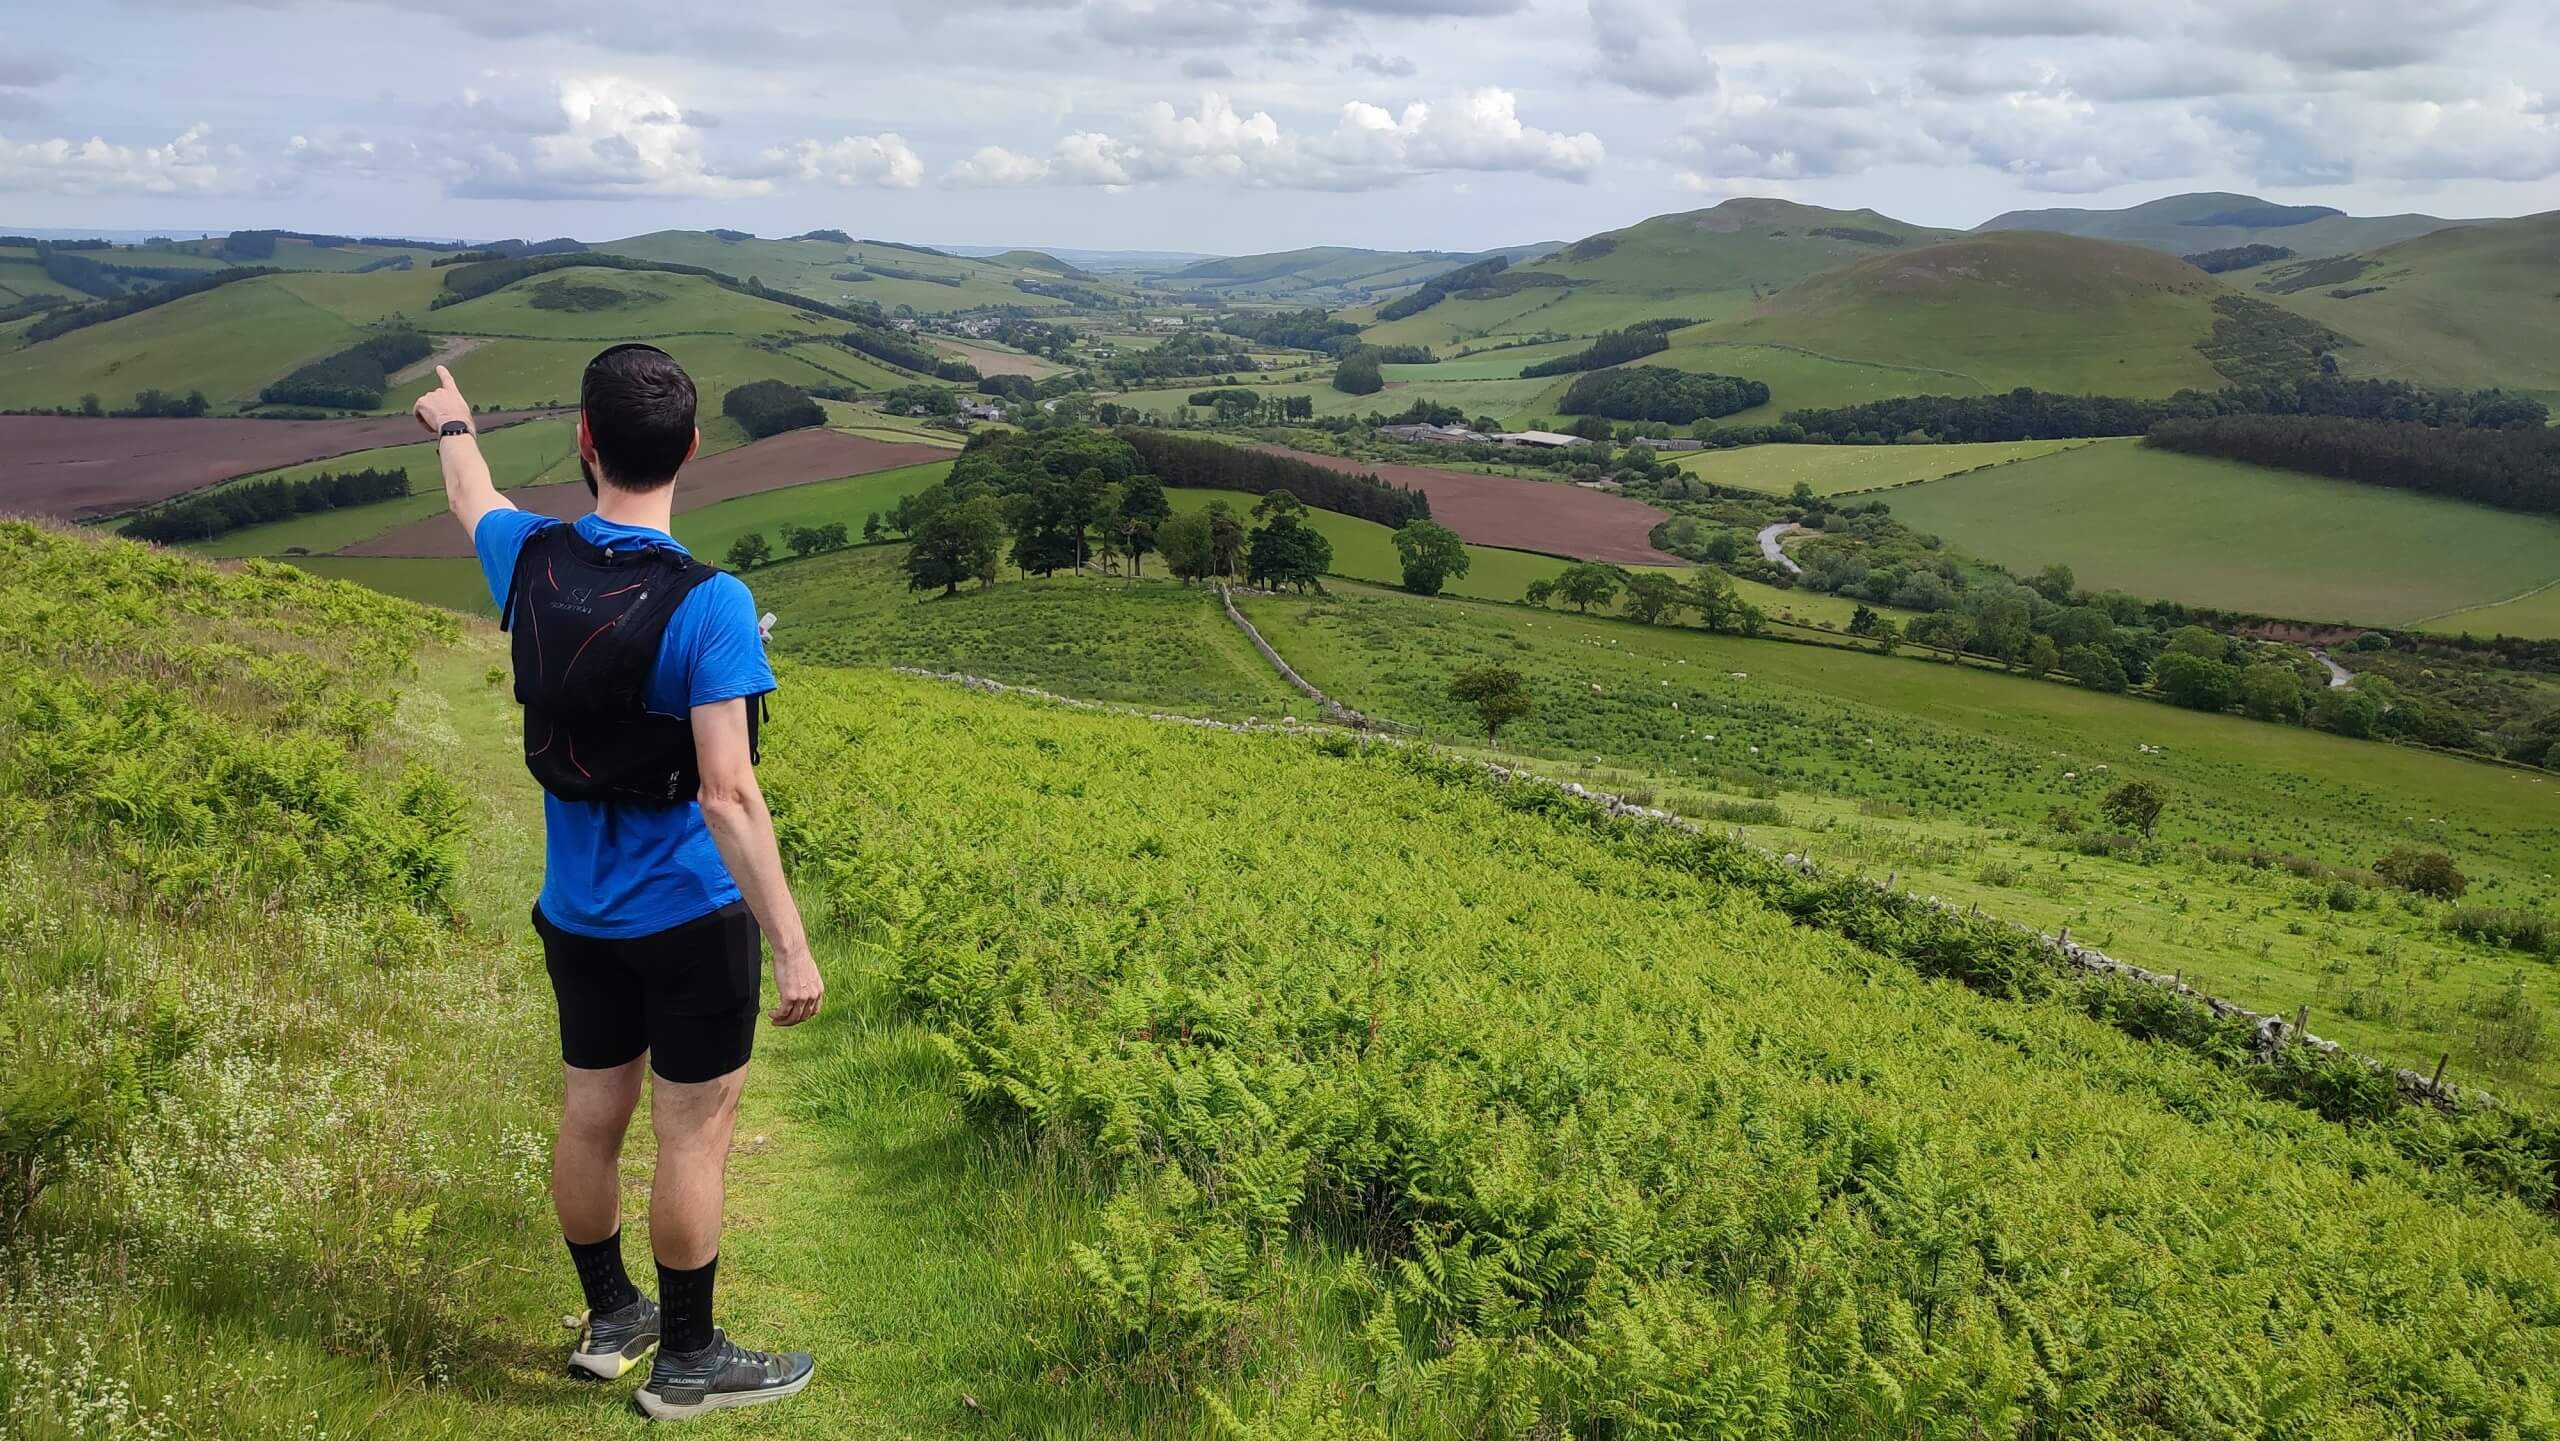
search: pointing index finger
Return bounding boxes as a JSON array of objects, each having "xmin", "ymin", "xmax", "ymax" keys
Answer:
[{"xmin": 436, "ymin": 365, "xmax": 456, "ymax": 390}]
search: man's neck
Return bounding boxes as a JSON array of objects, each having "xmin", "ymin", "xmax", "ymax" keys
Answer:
[{"xmin": 591, "ymin": 480, "xmax": 675, "ymax": 534}]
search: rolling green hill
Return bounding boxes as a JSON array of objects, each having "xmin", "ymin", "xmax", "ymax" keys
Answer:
[
  {"xmin": 597, "ymin": 230, "xmax": 1121, "ymax": 313},
  {"xmin": 1717, "ymin": 232, "xmax": 2238, "ymax": 398},
  {"xmin": 1978, "ymin": 191, "xmax": 2468, "ymax": 260},
  {"xmin": 1359, "ymin": 199, "xmax": 1957, "ymax": 349},
  {"xmin": 2250, "ymin": 212, "xmax": 2560, "ymax": 403},
  {"xmin": 425, "ymin": 264, "xmax": 842, "ymax": 341},
  {"xmin": 1153, "ymin": 243, "xmax": 1555, "ymax": 305}
]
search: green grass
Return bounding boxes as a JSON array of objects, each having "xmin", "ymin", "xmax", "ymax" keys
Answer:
[
  {"xmin": 1237, "ymin": 582, "xmax": 2560, "ymax": 1100},
  {"xmin": 0, "ymin": 257, "xmax": 82, "ymax": 302},
  {"xmin": 1884, "ymin": 438, "xmax": 2560, "ymax": 625},
  {"xmin": 426, "ymin": 266, "xmax": 841, "ymax": 342},
  {"xmin": 1661, "ymin": 339, "xmax": 1996, "ymax": 422},
  {"xmin": 1675, "ymin": 439, "xmax": 2094, "ymax": 496},
  {"xmin": 2261, "ymin": 213, "xmax": 2560, "ymax": 404},
  {"xmin": 2421, "ymin": 580, "xmax": 2560, "ymax": 641},
  {"xmin": 1721, "ymin": 233, "xmax": 2233, "ymax": 398},
  {"xmin": 0, "ymin": 274, "xmax": 367, "ymax": 411},
  {"xmin": 1113, "ymin": 373, "xmax": 1568, "ymax": 428},
  {"xmin": 675, "ymin": 460, "xmax": 952, "ymax": 567},
  {"xmin": 282, "ymin": 554, "xmax": 496, "ymax": 611},
  {"xmin": 596, "ymin": 231, "xmax": 1103, "ymax": 315},
  {"xmin": 437, "ymin": 334, "xmax": 852, "ymax": 414},
  {"xmin": 1162, "ymin": 487, "xmax": 1574, "ymax": 601},
  {"xmin": 754, "ymin": 545, "xmax": 1304, "ymax": 719},
  {"xmin": 172, "ymin": 418, "xmax": 582, "ymax": 557}
]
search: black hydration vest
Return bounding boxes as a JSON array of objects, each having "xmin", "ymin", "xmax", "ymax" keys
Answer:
[{"xmin": 500, "ymin": 524, "xmax": 755, "ymax": 805}]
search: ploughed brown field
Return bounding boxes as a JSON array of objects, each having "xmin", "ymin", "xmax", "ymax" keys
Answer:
[
  {"xmin": 1251, "ymin": 445, "xmax": 1680, "ymax": 567},
  {"xmin": 0, "ymin": 412, "xmax": 559, "ymax": 522},
  {"xmin": 344, "ymin": 429, "xmax": 950, "ymax": 557}
]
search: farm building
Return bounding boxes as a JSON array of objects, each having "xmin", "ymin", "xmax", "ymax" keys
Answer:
[
  {"xmin": 1378, "ymin": 423, "xmax": 1490, "ymax": 446},
  {"xmin": 1633, "ymin": 437, "xmax": 1705, "ymax": 452},
  {"xmin": 1492, "ymin": 430, "xmax": 1592, "ymax": 449}
]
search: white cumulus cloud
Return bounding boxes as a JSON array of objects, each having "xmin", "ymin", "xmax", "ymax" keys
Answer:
[
  {"xmin": 0, "ymin": 123, "xmax": 235, "ymax": 195},
  {"xmin": 760, "ymin": 133, "xmax": 925, "ymax": 188}
]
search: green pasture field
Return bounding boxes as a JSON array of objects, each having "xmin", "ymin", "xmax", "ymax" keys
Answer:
[
  {"xmin": 674, "ymin": 460, "xmax": 952, "ymax": 567},
  {"xmin": 439, "ymin": 334, "xmax": 852, "ymax": 414},
  {"xmin": 1239, "ymin": 582, "xmax": 2560, "ymax": 1099},
  {"xmin": 812, "ymin": 399, "xmax": 966, "ymax": 446},
  {"xmin": 0, "ymin": 257, "xmax": 81, "ymax": 302},
  {"xmin": 426, "ymin": 266, "xmax": 840, "ymax": 342},
  {"xmin": 1665, "ymin": 338, "xmax": 1996, "ymax": 421},
  {"xmin": 1163, "ymin": 487, "xmax": 1570, "ymax": 601},
  {"xmin": 186, "ymin": 419, "xmax": 583, "ymax": 558},
  {"xmin": 1676, "ymin": 439, "xmax": 2095, "ymax": 496},
  {"xmin": 755, "ymin": 545, "xmax": 1302, "ymax": 719},
  {"xmin": 1111, "ymin": 373, "xmax": 1562, "ymax": 427},
  {"xmin": 267, "ymin": 264, "xmax": 446, "ymax": 325},
  {"xmin": 2421, "ymin": 581, "xmax": 2560, "ymax": 641},
  {"xmin": 596, "ymin": 230, "xmax": 1092, "ymax": 315},
  {"xmin": 0, "ymin": 273, "xmax": 368, "ymax": 411},
  {"xmin": 2262, "ymin": 213, "xmax": 2560, "ymax": 404},
  {"xmin": 1886, "ymin": 438, "xmax": 2560, "ymax": 625},
  {"xmin": 282, "ymin": 554, "xmax": 495, "ymax": 611}
]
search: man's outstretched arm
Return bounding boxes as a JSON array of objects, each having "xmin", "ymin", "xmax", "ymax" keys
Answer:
[
  {"xmin": 414, "ymin": 365, "xmax": 513, "ymax": 543},
  {"xmin": 692, "ymin": 697, "xmax": 823, "ymax": 1027}
]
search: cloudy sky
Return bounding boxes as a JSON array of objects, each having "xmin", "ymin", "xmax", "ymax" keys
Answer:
[{"xmin": 3, "ymin": 0, "xmax": 2554, "ymax": 253}]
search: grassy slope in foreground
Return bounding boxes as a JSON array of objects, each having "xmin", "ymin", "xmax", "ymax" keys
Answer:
[
  {"xmin": 1721, "ymin": 232, "xmax": 2233, "ymax": 398},
  {"xmin": 2258, "ymin": 212, "xmax": 2560, "ymax": 404},
  {"xmin": 1240, "ymin": 583, "xmax": 2560, "ymax": 1097},
  {"xmin": 7, "ymin": 522, "xmax": 2560, "ymax": 1437},
  {"xmin": 1884, "ymin": 437, "xmax": 2560, "ymax": 628}
]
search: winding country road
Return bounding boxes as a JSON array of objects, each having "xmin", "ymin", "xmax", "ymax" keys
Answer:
[
  {"xmin": 1757, "ymin": 521, "xmax": 1806, "ymax": 575},
  {"xmin": 2310, "ymin": 648, "xmax": 2354, "ymax": 689}
]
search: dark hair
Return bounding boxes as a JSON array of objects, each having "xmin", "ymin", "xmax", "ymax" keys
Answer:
[{"xmin": 581, "ymin": 344, "xmax": 697, "ymax": 491}]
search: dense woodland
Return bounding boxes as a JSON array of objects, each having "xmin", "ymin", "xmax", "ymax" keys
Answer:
[
  {"xmin": 1101, "ymin": 330, "xmax": 1256, "ymax": 383},
  {"xmin": 1119, "ymin": 428, "xmax": 1430, "ymax": 525},
  {"xmin": 258, "ymin": 331, "xmax": 435, "ymax": 409},
  {"xmin": 722, "ymin": 378, "xmax": 827, "ymax": 438},
  {"xmin": 1372, "ymin": 254, "xmax": 1510, "ymax": 321},
  {"xmin": 1773, "ymin": 378, "xmax": 2550, "ymax": 445},
  {"xmin": 1518, "ymin": 324, "xmax": 1673, "ymax": 377},
  {"xmin": 1216, "ymin": 308, "xmax": 1360, "ymax": 353},
  {"xmin": 1560, "ymin": 365, "xmax": 1769, "ymax": 422},
  {"xmin": 2148, "ymin": 415, "xmax": 2560, "ymax": 516}
]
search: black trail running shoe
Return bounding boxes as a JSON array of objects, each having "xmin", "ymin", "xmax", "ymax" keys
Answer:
[
  {"xmin": 569, "ymin": 1296, "xmax": 662, "ymax": 1381},
  {"xmin": 633, "ymin": 1330, "xmax": 816, "ymax": 1421}
]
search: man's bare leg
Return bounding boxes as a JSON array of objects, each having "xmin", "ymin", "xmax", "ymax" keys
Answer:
[{"xmin": 556, "ymin": 1058, "xmax": 659, "ymax": 1379}]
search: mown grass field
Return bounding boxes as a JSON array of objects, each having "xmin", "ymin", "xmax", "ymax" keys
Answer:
[
  {"xmin": 7, "ymin": 523, "xmax": 2560, "ymax": 1437},
  {"xmin": 1675, "ymin": 439, "xmax": 2094, "ymax": 496},
  {"xmin": 675, "ymin": 459, "xmax": 951, "ymax": 568},
  {"xmin": 2424, "ymin": 580, "xmax": 2560, "ymax": 641},
  {"xmin": 755, "ymin": 545, "xmax": 1303, "ymax": 719},
  {"xmin": 1885, "ymin": 438, "xmax": 2560, "ymax": 625},
  {"xmin": 1239, "ymin": 583, "xmax": 2560, "ymax": 1098}
]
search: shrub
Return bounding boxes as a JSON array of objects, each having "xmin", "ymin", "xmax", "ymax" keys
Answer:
[
  {"xmin": 2444, "ymin": 907, "xmax": 2554, "ymax": 955},
  {"xmin": 2375, "ymin": 848, "xmax": 2467, "ymax": 899}
]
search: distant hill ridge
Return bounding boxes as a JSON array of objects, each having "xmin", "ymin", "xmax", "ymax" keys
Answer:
[{"xmin": 1977, "ymin": 191, "xmax": 2475, "ymax": 260}]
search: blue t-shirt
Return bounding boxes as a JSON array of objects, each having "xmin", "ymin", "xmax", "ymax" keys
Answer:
[{"xmin": 476, "ymin": 510, "xmax": 776, "ymax": 940}]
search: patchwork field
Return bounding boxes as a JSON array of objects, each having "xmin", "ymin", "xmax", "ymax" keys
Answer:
[
  {"xmin": 1884, "ymin": 438, "xmax": 2560, "ymax": 625},
  {"xmin": 425, "ymin": 266, "xmax": 840, "ymax": 342},
  {"xmin": 1252, "ymin": 444, "xmax": 1679, "ymax": 564},
  {"xmin": 931, "ymin": 339, "xmax": 1062, "ymax": 378},
  {"xmin": 0, "ymin": 276, "xmax": 370, "ymax": 412},
  {"xmin": 1676, "ymin": 439, "xmax": 2095, "ymax": 496},
  {"xmin": 0, "ymin": 410, "xmax": 558, "ymax": 521}
]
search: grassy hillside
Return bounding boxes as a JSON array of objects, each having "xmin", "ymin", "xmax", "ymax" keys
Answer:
[
  {"xmin": 1241, "ymin": 582, "xmax": 2560, "ymax": 1097},
  {"xmin": 1978, "ymin": 191, "xmax": 2466, "ymax": 259},
  {"xmin": 1674, "ymin": 439, "xmax": 2093, "ymax": 496},
  {"xmin": 1720, "ymin": 233, "xmax": 2234, "ymax": 398},
  {"xmin": 8, "ymin": 522, "xmax": 2560, "ymax": 1436},
  {"xmin": 424, "ymin": 265, "xmax": 843, "ymax": 341},
  {"xmin": 1883, "ymin": 437, "xmax": 2560, "ymax": 626},
  {"xmin": 2253, "ymin": 212, "xmax": 2560, "ymax": 403},
  {"xmin": 0, "ymin": 274, "xmax": 373, "ymax": 412},
  {"xmin": 598, "ymin": 230, "xmax": 1102, "ymax": 314},
  {"xmin": 1360, "ymin": 200, "xmax": 1956, "ymax": 349},
  {"xmin": 1151, "ymin": 245, "xmax": 1549, "ymax": 305}
]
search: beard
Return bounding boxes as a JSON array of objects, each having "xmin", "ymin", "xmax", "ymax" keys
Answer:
[{"xmin": 580, "ymin": 455, "xmax": 598, "ymax": 499}]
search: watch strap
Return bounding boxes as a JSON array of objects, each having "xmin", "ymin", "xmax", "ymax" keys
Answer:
[{"xmin": 439, "ymin": 420, "xmax": 474, "ymax": 437}]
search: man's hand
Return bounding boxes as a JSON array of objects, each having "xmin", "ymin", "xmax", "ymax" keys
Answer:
[
  {"xmin": 413, "ymin": 365, "xmax": 473, "ymax": 434},
  {"xmin": 770, "ymin": 944, "xmax": 824, "ymax": 1026}
]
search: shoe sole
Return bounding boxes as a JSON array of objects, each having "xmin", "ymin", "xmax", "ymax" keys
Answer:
[
  {"xmin": 633, "ymin": 1366, "xmax": 814, "ymax": 1421},
  {"xmin": 569, "ymin": 1335, "xmax": 660, "ymax": 1381}
]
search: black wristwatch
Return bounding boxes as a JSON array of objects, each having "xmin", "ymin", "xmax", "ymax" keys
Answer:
[{"xmin": 439, "ymin": 420, "xmax": 474, "ymax": 438}]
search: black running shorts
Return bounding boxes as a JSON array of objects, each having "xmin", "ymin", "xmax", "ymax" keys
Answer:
[{"xmin": 534, "ymin": 901, "xmax": 763, "ymax": 1084}]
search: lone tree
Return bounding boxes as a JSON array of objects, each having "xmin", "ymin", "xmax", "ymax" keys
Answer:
[
  {"xmin": 1391, "ymin": 519, "xmax": 1471, "ymax": 596},
  {"xmin": 1448, "ymin": 664, "xmax": 1534, "ymax": 743},
  {"xmin": 2100, "ymin": 779, "xmax": 2167, "ymax": 840},
  {"xmin": 1553, "ymin": 562, "xmax": 1622, "ymax": 613},
  {"xmin": 904, "ymin": 496, "xmax": 1006, "ymax": 596},
  {"xmin": 725, "ymin": 532, "xmax": 773, "ymax": 571},
  {"xmin": 1332, "ymin": 352, "xmax": 1384, "ymax": 395}
]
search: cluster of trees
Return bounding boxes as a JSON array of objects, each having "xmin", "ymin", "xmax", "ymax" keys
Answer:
[
  {"xmin": 1374, "ymin": 255, "xmax": 1510, "ymax": 322},
  {"xmin": 259, "ymin": 330, "xmax": 435, "ymax": 409},
  {"xmin": 26, "ymin": 266, "xmax": 278, "ymax": 344},
  {"xmin": 430, "ymin": 239, "xmax": 584, "ymax": 267},
  {"xmin": 2146, "ymin": 415, "xmax": 2560, "ymax": 516},
  {"xmin": 110, "ymin": 389, "xmax": 212, "ymax": 418},
  {"xmin": 722, "ymin": 379, "xmax": 826, "ymax": 438},
  {"xmin": 836, "ymin": 323, "xmax": 976, "ymax": 381},
  {"xmin": 122, "ymin": 467, "xmax": 405, "ymax": 543},
  {"xmin": 1525, "ymin": 563, "xmax": 1765, "ymax": 635},
  {"xmin": 1118, "ymin": 428, "xmax": 1430, "ymax": 526},
  {"xmin": 1155, "ymin": 503, "xmax": 1248, "ymax": 586},
  {"xmin": 2182, "ymin": 244, "xmax": 2294, "ymax": 273},
  {"xmin": 1778, "ymin": 379, "xmax": 2548, "ymax": 446},
  {"xmin": 1333, "ymin": 353, "xmax": 1384, "ymax": 395},
  {"xmin": 897, "ymin": 429, "xmax": 1173, "ymax": 594},
  {"xmin": 722, "ymin": 522, "xmax": 854, "ymax": 571},
  {"xmin": 1517, "ymin": 321, "xmax": 1688, "ymax": 378},
  {"xmin": 38, "ymin": 248, "xmax": 203, "ymax": 298},
  {"xmin": 1102, "ymin": 331, "xmax": 1256, "ymax": 384},
  {"xmin": 0, "ymin": 294, "xmax": 67, "ymax": 325},
  {"xmin": 1217, "ymin": 309, "xmax": 1360, "ymax": 353},
  {"xmin": 1559, "ymin": 366, "xmax": 1769, "ymax": 423},
  {"xmin": 525, "ymin": 279, "xmax": 632, "ymax": 312},
  {"xmin": 1240, "ymin": 491, "xmax": 1334, "ymax": 591},
  {"xmin": 1183, "ymin": 389, "xmax": 1316, "ymax": 424}
]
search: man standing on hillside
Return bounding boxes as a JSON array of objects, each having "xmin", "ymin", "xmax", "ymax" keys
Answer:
[{"xmin": 417, "ymin": 351, "xmax": 822, "ymax": 1421}]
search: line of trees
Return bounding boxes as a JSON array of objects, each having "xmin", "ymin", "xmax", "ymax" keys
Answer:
[
  {"xmin": 1517, "ymin": 321, "xmax": 1689, "ymax": 378},
  {"xmin": 835, "ymin": 323, "xmax": 977, "ymax": 380},
  {"xmin": 1524, "ymin": 562, "xmax": 1764, "ymax": 635},
  {"xmin": 2182, "ymin": 244, "xmax": 2293, "ymax": 273},
  {"xmin": 2146, "ymin": 415, "xmax": 2560, "ymax": 516},
  {"xmin": 26, "ymin": 266, "xmax": 280, "ymax": 344},
  {"xmin": 38, "ymin": 249, "xmax": 207, "ymax": 298},
  {"xmin": 1117, "ymin": 428, "xmax": 1430, "ymax": 526},
  {"xmin": 121, "ymin": 467, "xmax": 406, "ymax": 543},
  {"xmin": 259, "ymin": 331, "xmax": 435, "ymax": 409},
  {"xmin": 1559, "ymin": 366, "xmax": 1769, "ymax": 423},
  {"xmin": 1777, "ymin": 379, "xmax": 2549, "ymax": 446},
  {"xmin": 1374, "ymin": 255, "xmax": 1511, "ymax": 322}
]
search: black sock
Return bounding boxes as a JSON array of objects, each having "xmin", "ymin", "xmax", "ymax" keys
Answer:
[
  {"xmin": 659, "ymin": 1256, "xmax": 718, "ymax": 1355},
  {"xmin": 567, "ymin": 1229, "xmax": 642, "ymax": 1316}
]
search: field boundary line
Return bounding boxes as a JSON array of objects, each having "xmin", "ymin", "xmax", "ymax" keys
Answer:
[
  {"xmin": 1217, "ymin": 584, "xmax": 1411, "ymax": 731},
  {"xmin": 2407, "ymin": 573, "xmax": 2560, "ymax": 628}
]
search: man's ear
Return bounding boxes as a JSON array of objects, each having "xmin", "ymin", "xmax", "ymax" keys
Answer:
[
  {"xmin": 576, "ymin": 413, "xmax": 598, "ymax": 463},
  {"xmin": 686, "ymin": 427, "xmax": 701, "ymax": 465}
]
